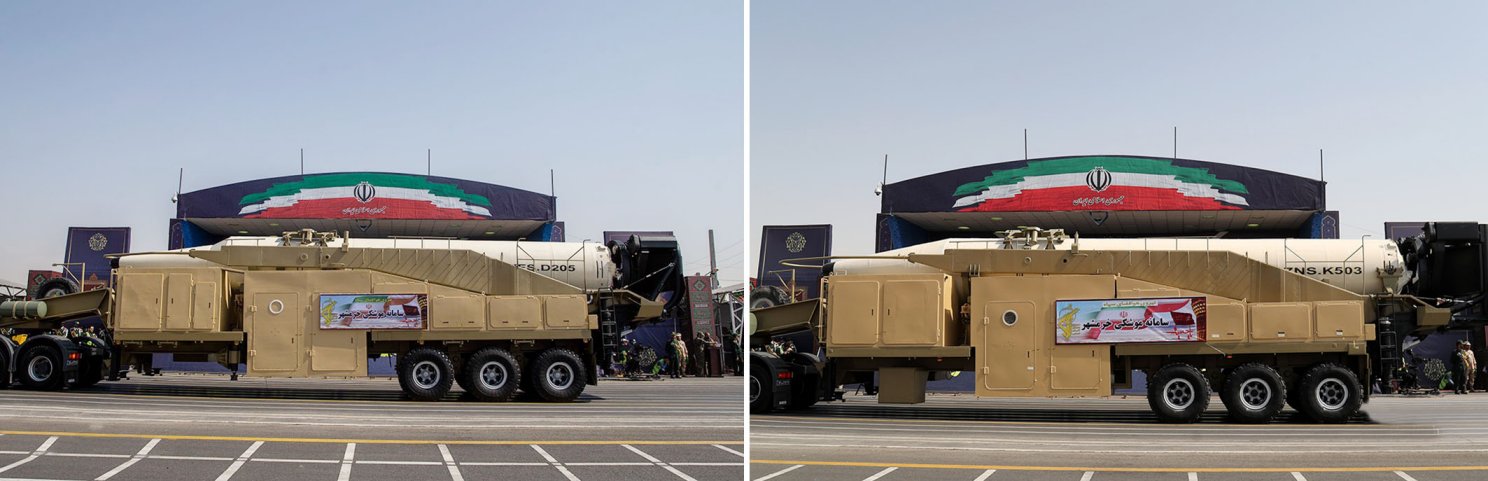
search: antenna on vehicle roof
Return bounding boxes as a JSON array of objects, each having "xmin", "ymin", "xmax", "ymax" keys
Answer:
[
  {"xmin": 171, "ymin": 167, "xmax": 183, "ymax": 203},
  {"xmin": 875, "ymin": 154, "xmax": 888, "ymax": 196}
]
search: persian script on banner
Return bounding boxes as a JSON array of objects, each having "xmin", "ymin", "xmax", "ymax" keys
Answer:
[
  {"xmin": 1054, "ymin": 297, "xmax": 1207, "ymax": 344},
  {"xmin": 318, "ymin": 294, "xmax": 427, "ymax": 330}
]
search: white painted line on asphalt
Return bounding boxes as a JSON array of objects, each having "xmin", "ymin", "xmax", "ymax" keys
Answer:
[
  {"xmin": 438, "ymin": 444, "xmax": 464, "ymax": 481},
  {"xmin": 336, "ymin": 443, "xmax": 355, "ymax": 481},
  {"xmin": 0, "ymin": 436, "xmax": 58, "ymax": 475},
  {"xmin": 660, "ymin": 465, "xmax": 700, "ymax": 481},
  {"xmin": 95, "ymin": 438, "xmax": 159, "ymax": 481},
  {"xmin": 251, "ymin": 458, "xmax": 341, "ymax": 464},
  {"xmin": 212, "ymin": 440, "xmax": 262, "ymax": 481},
  {"xmin": 714, "ymin": 444, "xmax": 744, "ymax": 457},
  {"xmin": 457, "ymin": 462, "xmax": 550, "ymax": 466},
  {"xmin": 972, "ymin": 469, "xmax": 996, "ymax": 481},
  {"xmin": 554, "ymin": 465, "xmax": 582, "ymax": 481},
  {"xmin": 753, "ymin": 464, "xmax": 804, "ymax": 481},
  {"xmin": 47, "ymin": 453, "xmax": 129, "ymax": 459},
  {"xmin": 564, "ymin": 462, "xmax": 653, "ymax": 466},
  {"xmin": 531, "ymin": 445, "xmax": 559, "ymax": 463},
  {"xmin": 1291, "ymin": 473, "xmax": 1307, "ymax": 481},
  {"xmin": 1188, "ymin": 472, "xmax": 1198, "ymax": 481},
  {"xmin": 623, "ymin": 444, "xmax": 664, "ymax": 463},
  {"xmin": 150, "ymin": 455, "xmax": 235, "ymax": 461},
  {"xmin": 863, "ymin": 467, "xmax": 898, "ymax": 481},
  {"xmin": 1080, "ymin": 471, "xmax": 1094, "ymax": 481},
  {"xmin": 669, "ymin": 463, "xmax": 745, "ymax": 466},
  {"xmin": 1395, "ymin": 472, "xmax": 1418, "ymax": 481},
  {"xmin": 354, "ymin": 460, "xmax": 442, "ymax": 466}
]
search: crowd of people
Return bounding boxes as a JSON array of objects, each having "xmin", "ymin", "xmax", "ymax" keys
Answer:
[{"xmin": 609, "ymin": 331, "xmax": 725, "ymax": 379}]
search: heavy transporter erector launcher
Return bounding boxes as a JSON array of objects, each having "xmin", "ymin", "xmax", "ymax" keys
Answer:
[
  {"xmin": 751, "ymin": 223, "xmax": 1488, "ymax": 423},
  {"xmin": 0, "ymin": 229, "xmax": 683, "ymax": 402}
]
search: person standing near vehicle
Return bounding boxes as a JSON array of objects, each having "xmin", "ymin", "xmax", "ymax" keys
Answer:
[
  {"xmin": 1453, "ymin": 341, "xmax": 1471, "ymax": 394},
  {"xmin": 1466, "ymin": 341, "xmax": 1479, "ymax": 392},
  {"xmin": 666, "ymin": 332, "xmax": 684, "ymax": 378}
]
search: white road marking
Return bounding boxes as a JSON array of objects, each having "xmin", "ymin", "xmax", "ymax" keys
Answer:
[
  {"xmin": 0, "ymin": 436, "xmax": 58, "ymax": 475},
  {"xmin": 1188, "ymin": 472, "xmax": 1198, "ymax": 481},
  {"xmin": 1292, "ymin": 473, "xmax": 1307, "ymax": 481},
  {"xmin": 863, "ymin": 467, "xmax": 898, "ymax": 481},
  {"xmin": 531, "ymin": 445, "xmax": 559, "ymax": 463},
  {"xmin": 438, "ymin": 444, "xmax": 464, "ymax": 481},
  {"xmin": 973, "ymin": 469, "xmax": 996, "ymax": 481},
  {"xmin": 250, "ymin": 458, "xmax": 341, "ymax": 464},
  {"xmin": 553, "ymin": 465, "xmax": 582, "ymax": 481},
  {"xmin": 211, "ymin": 440, "xmax": 262, "ymax": 481},
  {"xmin": 623, "ymin": 444, "xmax": 664, "ymax": 463},
  {"xmin": 754, "ymin": 464, "xmax": 804, "ymax": 481},
  {"xmin": 457, "ymin": 462, "xmax": 550, "ymax": 466},
  {"xmin": 670, "ymin": 463, "xmax": 745, "ymax": 466},
  {"xmin": 95, "ymin": 438, "xmax": 159, "ymax": 481},
  {"xmin": 1396, "ymin": 472, "xmax": 1418, "ymax": 481},
  {"xmin": 714, "ymin": 444, "xmax": 744, "ymax": 457},
  {"xmin": 354, "ymin": 460, "xmax": 442, "ymax": 465},
  {"xmin": 336, "ymin": 443, "xmax": 355, "ymax": 481},
  {"xmin": 150, "ymin": 455, "xmax": 235, "ymax": 461},
  {"xmin": 1080, "ymin": 471, "xmax": 1094, "ymax": 481}
]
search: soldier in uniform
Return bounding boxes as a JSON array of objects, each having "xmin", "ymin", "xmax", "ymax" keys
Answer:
[
  {"xmin": 1466, "ymin": 341, "xmax": 1479, "ymax": 392},
  {"xmin": 1453, "ymin": 340, "xmax": 1471, "ymax": 394},
  {"xmin": 667, "ymin": 332, "xmax": 686, "ymax": 378}
]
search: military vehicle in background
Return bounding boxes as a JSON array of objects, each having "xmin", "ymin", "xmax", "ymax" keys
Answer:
[
  {"xmin": 752, "ymin": 223, "xmax": 1488, "ymax": 423},
  {"xmin": 0, "ymin": 229, "xmax": 682, "ymax": 402}
]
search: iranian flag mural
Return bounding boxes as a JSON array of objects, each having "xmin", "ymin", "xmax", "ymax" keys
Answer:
[
  {"xmin": 879, "ymin": 155, "xmax": 1324, "ymax": 214},
  {"xmin": 952, "ymin": 157, "xmax": 1249, "ymax": 212},
  {"xmin": 176, "ymin": 172, "xmax": 554, "ymax": 221},
  {"xmin": 236, "ymin": 173, "xmax": 492, "ymax": 219}
]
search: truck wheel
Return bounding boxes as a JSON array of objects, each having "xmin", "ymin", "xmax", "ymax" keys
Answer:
[
  {"xmin": 530, "ymin": 348, "xmax": 585, "ymax": 402},
  {"xmin": 463, "ymin": 348, "xmax": 521, "ymax": 402},
  {"xmin": 1295, "ymin": 364, "xmax": 1363, "ymax": 423},
  {"xmin": 398, "ymin": 348, "xmax": 454, "ymax": 401},
  {"xmin": 750, "ymin": 361, "xmax": 773, "ymax": 414},
  {"xmin": 1147, "ymin": 363, "xmax": 1210, "ymax": 423},
  {"xmin": 1219, "ymin": 363, "xmax": 1286, "ymax": 423},
  {"xmin": 35, "ymin": 278, "xmax": 80, "ymax": 299},
  {"xmin": 18, "ymin": 345, "xmax": 65, "ymax": 391}
]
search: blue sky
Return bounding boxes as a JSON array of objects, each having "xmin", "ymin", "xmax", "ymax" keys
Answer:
[
  {"xmin": 751, "ymin": 1, "xmax": 1488, "ymax": 258},
  {"xmin": 0, "ymin": 2, "xmax": 743, "ymax": 285}
]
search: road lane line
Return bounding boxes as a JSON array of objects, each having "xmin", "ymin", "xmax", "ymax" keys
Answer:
[
  {"xmin": 1188, "ymin": 472, "xmax": 1197, "ymax": 481},
  {"xmin": 150, "ymin": 455, "xmax": 234, "ymax": 461},
  {"xmin": 714, "ymin": 444, "xmax": 744, "ymax": 457},
  {"xmin": 250, "ymin": 458, "xmax": 341, "ymax": 464},
  {"xmin": 354, "ymin": 460, "xmax": 442, "ymax": 465},
  {"xmin": 0, "ymin": 436, "xmax": 58, "ymax": 475},
  {"xmin": 1080, "ymin": 471, "xmax": 1094, "ymax": 481},
  {"xmin": 753, "ymin": 464, "xmax": 804, "ymax": 481},
  {"xmin": 1292, "ymin": 473, "xmax": 1307, "ymax": 481},
  {"xmin": 0, "ymin": 429, "xmax": 739, "ymax": 446},
  {"xmin": 336, "ymin": 443, "xmax": 355, "ymax": 481},
  {"xmin": 553, "ymin": 465, "xmax": 582, "ymax": 481},
  {"xmin": 863, "ymin": 467, "xmax": 897, "ymax": 481},
  {"xmin": 211, "ymin": 440, "xmax": 262, "ymax": 481},
  {"xmin": 749, "ymin": 459, "xmax": 1488, "ymax": 473},
  {"xmin": 972, "ymin": 469, "xmax": 996, "ymax": 481},
  {"xmin": 532, "ymin": 445, "xmax": 559, "ymax": 463},
  {"xmin": 457, "ymin": 462, "xmax": 549, "ymax": 466},
  {"xmin": 95, "ymin": 438, "xmax": 159, "ymax": 481},
  {"xmin": 438, "ymin": 444, "xmax": 464, "ymax": 481},
  {"xmin": 669, "ymin": 463, "xmax": 745, "ymax": 466},
  {"xmin": 1395, "ymin": 472, "xmax": 1418, "ymax": 481},
  {"xmin": 622, "ymin": 445, "xmax": 664, "ymax": 463}
]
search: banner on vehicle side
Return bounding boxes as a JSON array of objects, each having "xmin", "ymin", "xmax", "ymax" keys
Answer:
[
  {"xmin": 1054, "ymin": 297, "xmax": 1206, "ymax": 344},
  {"xmin": 317, "ymin": 294, "xmax": 427, "ymax": 329}
]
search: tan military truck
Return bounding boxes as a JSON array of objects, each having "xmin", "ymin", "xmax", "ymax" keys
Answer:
[
  {"xmin": 0, "ymin": 229, "xmax": 680, "ymax": 402},
  {"xmin": 752, "ymin": 224, "xmax": 1484, "ymax": 423}
]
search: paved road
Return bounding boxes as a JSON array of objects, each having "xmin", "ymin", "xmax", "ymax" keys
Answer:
[
  {"xmin": 0, "ymin": 373, "xmax": 744, "ymax": 481},
  {"xmin": 751, "ymin": 392, "xmax": 1488, "ymax": 481}
]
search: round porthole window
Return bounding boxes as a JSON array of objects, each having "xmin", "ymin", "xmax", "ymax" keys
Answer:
[{"xmin": 1002, "ymin": 310, "xmax": 1018, "ymax": 326}]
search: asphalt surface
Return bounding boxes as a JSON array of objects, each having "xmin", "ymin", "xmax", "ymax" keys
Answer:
[
  {"xmin": 0, "ymin": 373, "xmax": 744, "ymax": 481},
  {"xmin": 750, "ymin": 392, "xmax": 1488, "ymax": 481}
]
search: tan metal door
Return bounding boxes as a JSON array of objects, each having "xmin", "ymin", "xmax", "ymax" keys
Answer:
[
  {"xmin": 982, "ymin": 300, "xmax": 1036, "ymax": 391},
  {"xmin": 249, "ymin": 293, "xmax": 301, "ymax": 372},
  {"xmin": 164, "ymin": 273, "xmax": 193, "ymax": 330},
  {"xmin": 826, "ymin": 280, "xmax": 880, "ymax": 345},
  {"xmin": 882, "ymin": 280, "xmax": 940, "ymax": 346}
]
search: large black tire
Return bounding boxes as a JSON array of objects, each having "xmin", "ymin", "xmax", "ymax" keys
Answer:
[
  {"xmin": 750, "ymin": 361, "xmax": 773, "ymax": 414},
  {"xmin": 398, "ymin": 348, "xmax": 454, "ymax": 401},
  {"xmin": 1146, "ymin": 363, "xmax": 1210, "ymax": 423},
  {"xmin": 529, "ymin": 348, "xmax": 585, "ymax": 402},
  {"xmin": 17, "ymin": 345, "xmax": 65, "ymax": 391},
  {"xmin": 1294, "ymin": 363, "xmax": 1364, "ymax": 423},
  {"xmin": 34, "ymin": 278, "xmax": 80, "ymax": 299},
  {"xmin": 750, "ymin": 286, "xmax": 792, "ymax": 310},
  {"xmin": 462, "ymin": 348, "xmax": 521, "ymax": 402},
  {"xmin": 1219, "ymin": 363, "xmax": 1286, "ymax": 423},
  {"xmin": 0, "ymin": 347, "xmax": 12, "ymax": 389}
]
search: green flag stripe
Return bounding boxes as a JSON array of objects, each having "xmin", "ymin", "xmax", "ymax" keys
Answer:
[
  {"xmin": 952, "ymin": 157, "xmax": 1249, "ymax": 197},
  {"xmin": 240, "ymin": 173, "xmax": 492, "ymax": 207}
]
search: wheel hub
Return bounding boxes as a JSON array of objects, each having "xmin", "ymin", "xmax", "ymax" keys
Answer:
[
  {"xmin": 412, "ymin": 360, "xmax": 439, "ymax": 390},
  {"xmin": 1162, "ymin": 378, "xmax": 1195, "ymax": 410},
  {"xmin": 479, "ymin": 361, "xmax": 507, "ymax": 390},
  {"xmin": 1239, "ymin": 378, "xmax": 1271, "ymax": 410},
  {"xmin": 1316, "ymin": 378, "xmax": 1348, "ymax": 411},
  {"xmin": 27, "ymin": 356, "xmax": 52, "ymax": 382},
  {"xmin": 547, "ymin": 362, "xmax": 574, "ymax": 390}
]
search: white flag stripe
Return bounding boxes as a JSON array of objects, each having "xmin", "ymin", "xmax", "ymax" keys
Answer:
[
  {"xmin": 952, "ymin": 171, "xmax": 1249, "ymax": 208},
  {"xmin": 239, "ymin": 186, "xmax": 492, "ymax": 217}
]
